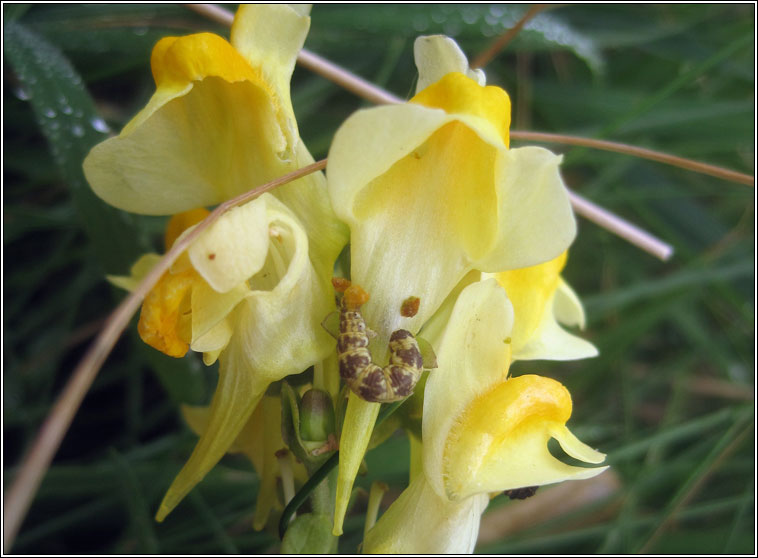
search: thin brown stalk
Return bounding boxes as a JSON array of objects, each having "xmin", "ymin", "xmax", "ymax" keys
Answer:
[
  {"xmin": 471, "ymin": 4, "xmax": 550, "ymax": 69},
  {"xmin": 185, "ymin": 2, "xmax": 233, "ymax": 26},
  {"xmin": 2, "ymin": 160, "xmax": 327, "ymax": 551},
  {"xmin": 511, "ymin": 131, "xmax": 754, "ymax": 187},
  {"xmin": 568, "ymin": 191, "xmax": 674, "ymax": 261}
]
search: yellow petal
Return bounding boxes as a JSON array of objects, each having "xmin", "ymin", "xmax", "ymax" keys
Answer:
[
  {"xmin": 554, "ymin": 277, "xmax": 587, "ymax": 329},
  {"xmin": 164, "ymin": 208, "xmax": 210, "ymax": 251},
  {"xmin": 188, "ymin": 199, "xmax": 270, "ymax": 293},
  {"xmin": 84, "ymin": 75, "xmax": 285, "ymax": 215},
  {"xmin": 231, "ymin": 4, "xmax": 311, "ymax": 145},
  {"xmin": 190, "ymin": 316, "xmax": 232, "ymax": 357},
  {"xmin": 157, "ymin": 195, "xmax": 337, "ymax": 520},
  {"xmin": 421, "ymin": 279, "xmax": 514, "ymax": 498},
  {"xmin": 150, "ymin": 33, "xmax": 261, "ymax": 89},
  {"xmin": 327, "ymin": 98, "xmax": 574, "ymax": 344},
  {"xmin": 492, "ymin": 252, "xmax": 597, "ymax": 361},
  {"xmin": 513, "ymin": 307, "xmax": 598, "ymax": 361},
  {"xmin": 363, "ymin": 475, "xmax": 488, "ymax": 554},
  {"xmin": 493, "ymin": 251, "xmax": 567, "ymax": 350},
  {"xmin": 413, "ymin": 35, "xmax": 485, "ymax": 94},
  {"xmin": 443, "ymin": 374, "xmax": 607, "ymax": 500},
  {"xmin": 82, "ymin": 24, "xmax": 294, "ymax": 215},
  {"xmin": 229, "ymin": 196, "xmax": 337, "ymax": 376},
  {"xmin": 106, "ymin": 253, "xmax": 161, "ymax": 292},
  {"xmin": 474, "ymin": 145, "xmax": 576, "ymax": 272},
  {"xmin": 156, "ymin": 336, "xmax": 269, "ymax": 521},
  {"xmin": 137, "ymin": 268, "xmax": 196, "ymax": 358},
  {"xmin": 411, "ymin": 72, "xmax": 509, "ymax": 145}
]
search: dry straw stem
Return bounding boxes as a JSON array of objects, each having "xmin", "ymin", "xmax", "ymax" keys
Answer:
[{"xmin": 2, "ymin": 160, "xmax": 327, "ymax": 551}]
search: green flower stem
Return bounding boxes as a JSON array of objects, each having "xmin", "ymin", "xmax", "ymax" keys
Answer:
[{"xmin": 278, "ymin": 400, "xmax": 405, "ymax": 539}]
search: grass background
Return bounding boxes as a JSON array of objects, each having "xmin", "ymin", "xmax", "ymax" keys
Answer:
[{"xmin": 4, "ymin": 3, "xmax": 754, "ymax": 554}]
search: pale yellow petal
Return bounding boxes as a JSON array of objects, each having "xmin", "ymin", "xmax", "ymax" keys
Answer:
[
  {"xmin": 272, "ymin": 141, "xmax": 349, "ymax": 272},
  {"xmin": 414, "ymin": 35, "xmax": 485, "ymax": 94},
  {"xmin": 232, "ymin": 197, "xmax": 336, "ymax": 376},
  {"xmin": 474, "ymin": 146, "xmax": 577, "ymax": 272},
  {"xmin": 491, "ymin": 253, "xmax": 595, "ymax": 361},
  {"xmin": 155, "ymin": 336, "xmax": 268, "ymax": 521},
  {"xmin": 551, "ymin": 424, "xmax": 606, "ymax": 464},
  {"xmin": 231, "ymin": 4, "xmax": 311, "ymax": 147},
  {"xmin": 106, "ymin": 253, "xmax": 161, "ymax": 292},
  {"xmin": 190, "ymin": 281, "xmax": 248, "ymax": 346},
  {"xmin": 422, "ymin": 279, "xmax": 514, "ymax": 498},
  {"xmin": 164, "ymin": 208, "xmax": 210, "ymax": 251},
  {"xmin": 417, "ymin": 269, "xmax": 481, "ymax": 350},
  {"xmin": 363, "ymin": 475, "xmax": 488, "ymax": 554},
  {"xmin": 554, "ymin": 277, "xmax": 587, "ymax": 329},
  {"xmin": 188, "ymin": 199, "xmax": 270, "ymax": 293},
  {"xmin": 84, "ymin": 76, "xmax": 288, "ymax": 215},
  {"xmin": 190, "ymin": 316, "xmax": 232, "ymax": 356},
  {"xmin": 514, "ymin": 304, "xmax": 598, "ymax": 361}
]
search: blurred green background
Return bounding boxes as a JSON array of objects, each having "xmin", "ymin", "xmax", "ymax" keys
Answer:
[{"xmin": 4, "ymin": 3, "xmax": 754, "ymax": 554}]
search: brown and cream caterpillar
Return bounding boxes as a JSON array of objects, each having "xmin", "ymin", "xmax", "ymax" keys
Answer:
[{"xmin": 337, "ymin": 285, "xmax": 423, "ymax": 403}]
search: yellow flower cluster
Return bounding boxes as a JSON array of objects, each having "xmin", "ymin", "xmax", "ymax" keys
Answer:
[{"xmin": 84, "ymin": 6, "xmax": 606, "ymax": 553}]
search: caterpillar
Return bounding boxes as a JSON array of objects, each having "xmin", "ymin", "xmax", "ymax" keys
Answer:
[{"xmin": 337, "ymin": 285, "xmax": 423, "ymax": 403}]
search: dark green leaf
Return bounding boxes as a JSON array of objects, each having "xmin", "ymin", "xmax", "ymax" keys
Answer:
[{"xmin": 4, "ymin": 21, "xmax": 144, "ymax": 274}]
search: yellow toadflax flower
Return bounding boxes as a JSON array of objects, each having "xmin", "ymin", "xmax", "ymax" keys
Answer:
[
  {"xmin": 327, "ymin": 35, "xmax": 578, "ymax": 533},
  {"xmin": 111, "ymin": 195, "xmax": 339, "ymax": 521},
  {"xmin": 89, "ymin": 4, "xmax": 348, "ymax": 521},
  {"xmin": 363, "ymin": 280, "xmax": 607, "ymax": 554},
  {"xmin": 83, "ymin": 4, "xmax": 346, "ymax": 269}
]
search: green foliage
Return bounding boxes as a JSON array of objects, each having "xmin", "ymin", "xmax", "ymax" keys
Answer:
[{"xmin": 3, "ymin": 4, "xmax": 753, "ymax": 554}]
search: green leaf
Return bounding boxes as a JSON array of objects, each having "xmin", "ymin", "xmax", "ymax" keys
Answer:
[
  {"xmin": 281, "ymin": 513, "xmax": 337, "ymax": 554},
  {"xmin": 3, "ymin": 20, "xmax": 143, "ymax": 274}
]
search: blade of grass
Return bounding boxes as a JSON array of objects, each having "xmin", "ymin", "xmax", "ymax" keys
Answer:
[
  {"xmin": 187, "ymin": 491, "xmax": 238, "ymax": 554},
  {"xmin": 109, "ymin": 449, "xmax": 159, "ymax": 553},
  {"xmin": 637, "ymin": 417, "xmax": 753, "ymax": 552}
]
